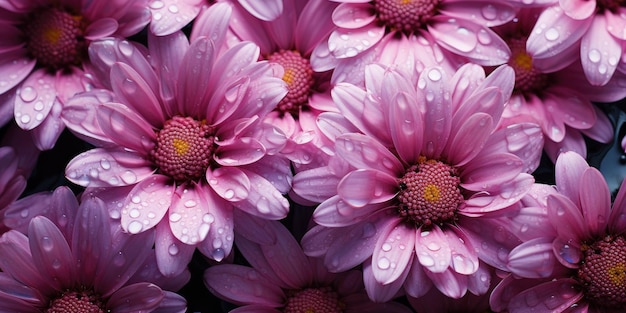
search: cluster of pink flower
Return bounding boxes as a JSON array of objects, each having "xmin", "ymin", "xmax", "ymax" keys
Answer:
[{"xmin": 1, "ymin": 0, "xmax": 626, "ymax": 312}]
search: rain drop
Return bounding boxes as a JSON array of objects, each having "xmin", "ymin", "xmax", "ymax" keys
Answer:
[
  {"xmin": 20, "ymin": 114, "xmax": 31, "ymax": 124},
  {"xmin": 34, "ymin": 101, "xmax": 44, "ymax": 111},
  {"xmin": 127, "ymin": 220, "xmax": 143, "ymax": 233},
  {"xmin": 224, "ymin": 189, "xmax": 235, "ymax": 199},
  {"xmin": 121, "ymin": 170, "xmax": 137, "ymax": 184},
  {"xmin": 184, "ymin": 200, "xmax": 197, "ymax": 208},
  {"xmin": 377, "ymin": 257, "xmax": 391, "ymax": 270},
  {"xmin": 129, "ymin": 209, "xmax": 140, "ymax": 218},
  {"xmin": 544, "ymin": 28, "xmax": 559, "ymax": 41},
  {"xmin": 588, "ymin": 49, "xmax": 601, "ymax": 63},
  {"xmin": 169, "ymin": 213, "xmax": 182, "ymax": 222},
  {"xmin": 428, "ymin": 68, "xmax": 442, "ymax": 81},
  {"xmin": 40, "ymin": 236, "xmax": 54, "ymax": 251},
  {"xmin": 481, "ymin": 5, "xmax": 497, "ymax": 20},
  {"xmin": 168, "ymin": 244, "xmax": 179, "ymax": 255},
  {"xmin": 382, "ymin": 243, "xmax": 392, "ymax": 252},
  {"xmin": 168, "ymin": 4, "xmax": 179, "ymax": 13},
  {"xmin": 100, "ymin": 159, "xmax": 111, "ymax": 170},
  {"xmin": 19, "ymin": 86, "xmax": 37, "ymax": 102},
  {"xmin": 150, "ymin": 0, "xmax": 164, "ymax": 9},
  {"xmin": 118, "ymin": 40, "xmax": 134, "ymax": 57},
  {"xmin": 419, "ymin": 254, "xmax": 435, "ymax": 267}
]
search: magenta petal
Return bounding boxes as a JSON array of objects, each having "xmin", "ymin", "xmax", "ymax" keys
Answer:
[
  {"xmin": 239, "ymin": 0, "xmax": 283, "ymax": 21},
  {"xmin": 560, "ymin": 0, "xmax": 596, "ymax": 20},
  {"xmin": 121, "ymin": 175, "xmax": 173, "ymax": 235},
  {"xmin": 372, "ymin": 220, "xmax": 415, "ymax": 284},
  {"xmin": 578, "ymin": 168, "xmax": 610, "ymax": 235},
  {"xmin": 450, "ymin": 86, "xmax": 504, "ymax": 138},
  {"xmin": 189, "ymin": 2, "xmax": 230, "ymax": 43},
  {"xmin": 403, "ymin": 259, "xmax": 433, "ymax": 298},
  {"xmin": 446, "ymin": 113, "xmax": 493, "ymax": 167},
  {"xmin": 527, "ymin": 6, "xmax": 591, "ymax": 60},
  {"xmin": 445, "ymin": 227, "xmax": 479, "ymax": 275},
  {"xmin": 552, "ymin": 236, "xmax": 582, "ymax": 269},
  {"xmin": 61, "ymin": 90, "xmax": 116, "ymax": 146},
  {"xmin": 107, "ymin": 282, "xmax": 163, "ymax": 312},
  {"xmin": 234, "ymin": 169, "xmax": 289, "ymax": 220},
  {"xmin": 65, "ymin": 148, "xmax": 155, "ymax": 188},
  {"xmin": 363, "ymin": 257, "xmax": 410, "ymax": 302},
  {"xmin": 259, "ymin": 221, "xmax": 312, "ymax": 289},
  {"xmin": 554, "ymin": 151, "xmax": 588, "ymax": 206},
  {"xmin": 337, "ymin": 169, "xmax": 397, "ymax": 208},
  {"xmin": 198, "ymin": 190, "xmax": 234, "ymax": 261},
  {"xmin": 507, "ymin": 237, "xmax": 557, "ymax": 278},
  {"xmin": 439, "ymin": 1, "xmax": 515, "ymax": 27},
  {"xmin": 335, "ymin": 133, "xmax": 404, "ymax": 176},
  {"xmin": 460, "ymin": 153, "xmax": 523, "ymax": 191},
  {"xmin": 176, "ymin": 37, "xmax": 215, "ymax": 117},
  {"xmin": 424, "ymin": 267, "xmax": 468, "ymax": 299},
  {"xmin": 168, "ymin": 183, "xmax": 212, "ymax": 244},
  {"xmin": 292, "ymin": 166, "xmax": 341, "ymax": 203},
  {"xmin": 84, "ymin": 18, "xmax": 118, "ymax": 40},
  {"xmin": 415, "ymin": 225, "xmax": 451, "ymax": 273},
  {"xmin": 207, "ymin": 167, "xmax": 251, "ymax": 202},
  {"xmin": 147, "ymin": 31, "xmax": 189, "ymax": 110},
  {"xmin": 547, "ymin": 194, "xmax": 588, "ymax": 241},
  {"xmin": 328, "ymin": 26, "xmax": 384, "ymax": 59},
  {"xmin": 0, "ymin": 49, "xmax": 35, "ymax": 94},
  {"xmin": 14, "ymin": 69, "xmax": 56, "ymax": 130},
  {"xmin": 204, "ymin": 264, "xmax": 285, "ymax": 306},
  {"xmin": 507, "ymin": 278, "xmax": 583, "ymax": 313},
  {"xmin": 0, "ymin": 231, "xmax": 54, "ymax": 294},
  {"xmin": 154, "ymin": 220, "xmax": 195, "ymax": 277},
  {"xmin": 314, "ymin": 195, "xmax": 376, "ymax": 227},
  {"xmin": 467, "ymin": 263, "xmax": 491, "ymax": 295},
  {"xmin": 580, "ymin": 16, "xmax": 620, "ymax": 86},
  {"xmin": 71, "ymin": 196, "xmax": 112, "ymax": 284},
  {"xmin": 96, "ymin": 103, "xmax": 157, "ymax": 153},
  {"xmin": 388, "ymin": 91, "xmax": 424, "ymax": 164},
  {"xmin": 28, "ymin": 217, "xmax": 75, "ymax": 290},
  {"xmin": 609, "ymin": 177, "xmax": 626, "ymax": 234},
  {"xmin": 418, "ymin": 67, "xmax": 452, "ymax": 158},
  {"xmin": 332, "ymin": 2, "xmax": 375, "ymax": 29},
  {"xmin": 213, "ymin": 138, "xmax": 266, "ymax": 166},
  {"xmin": 481, "ymin": 122, "xmax": 543, "ymax": 173},
  {"xmin": 30, "ymin": 100, "xmax": 65, "ymax": 151},
  {"xmin": 462, "ymin": 173, "xmax": 533, "ymax": 214},
  {"xmin": 230, "ymin": 306, "xmax": 282, "ymax": 313},
  {"xmin": 150, "ymin": 0, "xmax": 200, "ymax": 36}
]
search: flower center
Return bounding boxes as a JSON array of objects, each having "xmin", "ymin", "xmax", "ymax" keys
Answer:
[
  {"xmin": 150, "ymin": 116, "xmax": 216, "ymax": 183},
  {"xmin": 268, "ymin": 50, "xmax": 314, "ymax": 117},
  {"xmin": 508, "ymin": 37, "xmax": 548, "ymax": 94},
  {"xmin": 373, "ymin": 0, "xmax": 440, "ymax": 33},
  {"xmin": 397, "ymin": 157, "xmax": 463, "ymax": 229},
  {"xmin": 46, "ymin": 290, "xmax": 105, "ymax": 313},
  {"xmin": 23, "ymin": 7, "xmax": 87, "ymax": 70},
  {"xmin": 577, "ymin": 235, "xmax": 626, "ymax": 309},
  {"xmin": 284, "ymin": 287, "xmax": 344, "ymax": 313}
]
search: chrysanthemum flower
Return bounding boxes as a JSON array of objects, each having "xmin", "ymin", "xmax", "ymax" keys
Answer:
[
  {"xmin": 149, "ymin": 0, "xmax": 284, "ymax": 36},
  {"xmin": 63, "ymin": 3, "xmax": 291, "ymax": 276},
  {"xmin": 324, "ymin": 0, "xmax": 516, "ymax": 66},
  {"xmin": 525, "ymin": 0, "xmax": 626, "ymax": 86},
  {"xmin": 0, "ymin": 0, "xmax": 150, "ymax": 150},
  {"xmin": 293, "ymin": 63, "xmax": 542, "ymax": 301},
  {"xmin": 493, "ymin": 8, "xmax": 626, "ymax": 162},
  {"xmin": 205, "ymin": 219, "xmax": 413, "ymax": 313},
  {"xmin": 0, "ymin": 187, "xmax": 189, "ymax": 312},
  {"xmin": 491, "ymin": 151, "xmax": 626, "ymax": 312}
]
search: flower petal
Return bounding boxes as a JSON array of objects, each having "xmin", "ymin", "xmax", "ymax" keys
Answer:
[
  {"xmin": 507, "ymin": 237, "xmax": 557, "ymax": 278},
  {"xmin": 507, "ymin": 278, "xmax": 583, "ymax": 313},
  {"xmin": 372, "ymin": 220, "xmax": 415, "ymax": 284},
  {"xmin": 65, "ymin": 148, "xmax": 155, "ymax": 188},
  {"xmin": 207, "ymin": 166, "xmax": 251, "ymax": 201},
  {"xmin": 580, "ymin": 15, "xmax": 620, "ymax": 86},
  {"xmin": 14, "ymin": 69, "xmax": 56, "ymax": 130},
  {"xmin": 121, "ymin": 174, "xmax": 173, "ymax": 235},
  {"xmin": 233, "ymin": 169, "xmax": 289, "ymax": 220},
  {"xmin": 176, "ymin": 37, "xmax": 215, "ymax": 117},
  {"xmin": 388, "ymin": 91, "xmax": 424, "ymax": 164},
  {"xmin": 439, "ymin": 1, "xmax": 516, "ymax": 27},
  {"xmin": 335, "ymin": 133, "xmax": 403, "ymax": 176},
  {"xmin": 424, "ymin": 267, "xmax": 468, "ymax": 298},
  {"xmin": 96, "ymin": 103, "xmax": 156, "ymax": 153},
  {"xmin": 446, "ymin": 113, "xmax": 493, "ymax": 167},
  {"xmin": 204, "ymin": 264, "xmax": 284, "ymax": 306},
  {"xmin": 198, "ymin": 190, "xmax": 234, "ymax": 261},
  {"xmin": 403, "ymin": 259, "xmax": 433, "ymax": 298},
  {"xmin": 28, "ymin": 217, "xmax": 75, "ymax": 290},
  {"xmin": 547, "ymin": 194, "xmax": 588, "ymax": 242},
  {"xmin": 0, "ymin": 48, "xmax": 35, "ymax": 94},
  {"xmin": 328, "ymin": 26, "xmax": 384, "ymax": 59},
  {"xmin": 578, "ymin": 168, "xmax": 610, "ymax": 235},
  {"xmin": 239, "ymin": 0, "xmax": 283, "ymax": 21},
  {"xmin": 418, "ymin": 67, "xmax": 452, "ymax": 158},
  {"xmin": 337, "ymin": 169, "xmax": 397, "ymax": 208},
  {"xmin": 150, "ymin": 0, "xmax": 200, "ymax": 36},
  {"xmin": 154, "ymin": 220, "xmax": 195, "ymax": 277},
  {"xmin": 214, "ymin": 138, "xmax": 266, "ymax": 166},
  {"xmin": 168, "ymin": 183, "xmax": 213, "ymax": 244},
  {"xmin": 445, "ymin": 226, "xmax": 479, "ymax": 275},
  {"xmin": 332, "ymin": 2, "xmax": 375, "ymax": 29},
  {"xmin": 107, "ymin": 282, "xmax": 163, "ymax": 312},
  {"xmin": 527, "ymin": 6, "xmax": 591, "ymax": 60},
  {"xmin": 415, "ymin": 225, "xmax": 451, "ymax": 273},
  {"xmin": 84, "ymin": 18, "xmax": 118, "ymax": 40},
  {"xmin": 554, "ymin": 151, "xmax": 588, "ymax": 205}
]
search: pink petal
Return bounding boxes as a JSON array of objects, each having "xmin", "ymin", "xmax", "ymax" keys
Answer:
[
  {"xmin": 425, "ymin": 267, "xmax": 468, "ymax": 299},
  {"xmin": 207, "ymin": 42, "xmax": 260, "ymax": 109},
  {"xmin": 467, "ymin": 63, "xmax": 515, "ymax": 111},
  {"xmin": 448, "ymin": 63, "xmax": 486, "ymax": 110},
  {"xmin": 233, "ymin": 169, "xmax": 289, "ymax": 220},
  {"xmin": 147, "ymin": 31, "xmax": 189, "ymax": 111},
  {"xmin": 198, "ymin": 190, "xmax": 234, "ymax": 261},
  {"xmin": 552, "ymin": 236, "xmax": 582, "ymax": 268},
  {"xmin": 467, "ymin": 263, "xmax": 491, "ymax": 295},
  {"xmin": 335, "ymin": 133, "xmax": 404, "ymax": 176},
  {"xmin": 0, "ymin": 49, "xmax": 35, "ymax": 94},
  {"xmin": 71, "ymin": 196, "xmax": 112, "ymax": 284},
  {"xmin": 96, "ymin": 103, "xmax": 156, "ymax": 153},
  {"xmin": 168, "ymin": 183, "xmax": 213, "ymax": 244},
  {"xmin": 14, "ymin": 69, "xmax": 56, "ymax": 130},
  {"xmin": 605, "ymin": 9, "xmax": 626, "ymax": 40},
  {"xmin": 337, "ymin": 169, "xmax": 397, "ymax": 208},
  {"xmin": 545, "ymin": 87, "xmax": 595, "ymax": 130},
  {"xmin": 109, "ymin": 62, "xmax": 165, "ymax": 128},
  {"xmin": 372, "ymin": 220, "xmax": 415, "ymax": 284},
  {"xmin": 27, "ymin": 217, "xmax": 75, "ymax": 290},
  {"xmin": 332, "ymin": 2, "xmax": 375, "ymax": 29},
  {"xmin": 107, "ymin": 282, "xmax": 163, "ymax": 312},
  {"xmin": 328, "ymin": 25, "xmax": 384, "ymax": 59},
  {"xmin": 176, "ymin": 37, "xmax": 215, "ymax": 117},
  {"xmin": 578, "ymin": 168, "xmax": 610, "ymax": 235},
  {"xmin": 121, "ymin": 174, "xmax": 173, "ymax": 235},
  {"xmin": 207, "ymin": 166, "xmax": 251, "ymax": 201},
  {"xmin": 332, "ymin": 83, "xmax": 389, "ymax": 142},
  {"xmin": 445, "ymin": 226, "xmax": 479, "ymax": 275},
  {"xmin": 527, "ymin": 6, "xmax": 591, "ymax": 60},
  {"xmin": 292, "ymin": 166, "xmax": 341, "ymax": 203},
  {"xmin": 387, "ymin": 91, "xmax": 424, "ymax": 164},
  {"xmin": 609, "ymin": 177, "xmax": 626, "ymax": 234},
  {"xmin": 507, "ymin": 278, "xmax": 583, "ymax": 312},
  {"xmin": 403, "ymin": 259, "xmax": 433, "ymax": 298},
  {"xmin": 29, "ymin": 99, "xmax": 65, "ymax": 151},
  {"xmin": 84, "ymin": 18, "xmax": 118, "ymax": 40},
  {"xmin": 554, "ymin": 151, "xmax": 588, "ymax": 206},
  {"xmin": 460, "ymin": 153, "xmax": 523, "ymax": 191},
  {"xmin": 204, "ymin": 264, "xmax": 285, "ymax": 306},
  {"xmin": 507, "ymin": 237, "xmax": 557, "ymax": 278},
  {"xmin": 363, "ymin": 257, "xmax": 410, "ymax": 302},
  {"xmin": 418, "ymin": 67, "xmax": 452, "ymax": 158},
  {"xmin": 154, "ymin": 219, "xmax": 195, "ymax": 277},
  {"xmin": 150, "ymin": 0, "xmax": 201, "ymax": 36},
  {"xmin": 241, "ymin": 155, "xmax": 292, "ymax": 194},
  {"xmin": 547, "ymin": 194, "xmax": 588, "ymax": 241},
  {"xmin": 214, "ymin": 138, "xmax": 266, "ymax": 166},
  {"xmin": 483, "ymin": 122, "xmax": 542, "ymax": 173},
  {"xmin": 439, "ymin": 1, "xmax": 516, "ymax": 27},
  {"xmin": 446, "ymin": 113, "xmax": 494, "ymax": 167},
  {"xmin": 581, "ymin": 106, "xmax": 614, "ymax": 143},
  {"xmin": 314, "ymin": 195, "xmax": 379, "ymax": 227},
  {"xmin": 65, "ymin": 148, "xmax": 155, "ymax": 188},
  {"xmin": 458, "ymin": 216, "xmax": 522, "ymax": 270},
  {"xmin": 415, "ymin": 225, "xmax": 451, "ymax": 273},
  {"xmin": 581, "ymin": 15, "xmax": 620, "ymax": 86},
  {"xmin": 61, "ymin": 89, "xmax": 116, "ymax": 146},
  {"xmin": 234, "ymin": 209, "xmax": 278, "ymax": 246},
  {"xmin": 295, "ymin": 0, "xmax": 339, "ymax": 55},
  {"xmin": 462, "ymin": 173, "xmax": 533, "ymax": 214},
  {"xmin": 238, "ymin": 0, "xmax": 283, "ymax": 21},
  {"xmin": 559, "ymin": 0, "xmax": 596, "ymax": 20},
  {"xmin": 310, "ymin": 39, "xmax": 340, "ymax": 72},
  {"xmin": 428, "ymin": 16, "xmax": 511, "ymax": 66},
  {"xmin": 0, "ymin": 230, "xmax": 54, "ymax": 294}
]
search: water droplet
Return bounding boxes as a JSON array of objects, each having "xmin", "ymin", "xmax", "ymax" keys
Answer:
[
  {"xmin": 127, "ymin": 220, "xmax": 143, "ymax": 233},
  {"xmin": 33, "ymin": 101, "xmax": 44, "ymax": 111},
  {"xmin": 419, "ymin": 253, "xmax": 435, "ymax": 267},
  {"xmin": 129, "ymin": 209, "xmax": 140, "ymax": 218},
  {"xmin": 131, "ymin": 195, "xmax": 141, "ymax": 204},
  {"xmin": 224, "ymin": 189, "xmax": 235, "ymax": 199},
  {"xmin": 19, "ymin": 86, "xmax": 37, "ymax": 102},
  {"xmin": 477, "ymin": 29, "xmax": 492, "ymax": 45},
  {"xmin": 168, "ymin": 244, "xmax": 179, "ymax": 255},
  {"xmin": 168, "ymin": 4, "xmax": 178, "ymax": 13},
  {"xmin": 51, "ymin": 259, "xmax": 62, "ymax": 269},
  {"xmin": 153, "ymin": 12, "xmax": 162, "ymax": 20},
  {"xmin": 20, "ymin": 114, "xmax": 31, "ymax": 124},
  {"xmin": 382, "ymin": 243, "xmax": 392, "ymax": 252},
  {"xmin": 481, "ymin": 5, "xmax": 497, "ymax": 20},
  {"xmin": 122, "ymin": 78, "xmax": 136, "ymax": 94},
  {"xmin": 41, "ymin": 236, "xmax": 53, "ymax": 251},
  {"xmin": 118, "ymin": 40, "xmax": 134, "ymax": 57},
  {"xmin": 169, "ymin": 212, "xmax": 182, "ymax": 222},
  {"xmin": 428, "ymin": 68, "xmax": 442, "ymax": 81},
  {"xmin": 203, "ymin": 213, "xmax": 215, "ymax": 224},
  {"xmin": 544, "ymin": 28, "xmax": 559, "ymax": 41},
  {"xmin": 100, "ymin": 159, "xmax": 111, "ymax": 170},
  {"xmin": 150, "ymin": 0, "xmax": 164, "ymax": 9},
  {"xmin": 588, "ymin": 49, "xmax": 601, "ymax": 63},
  {"xmin": 427, "ymin": 242, "xmax": 441, "ymax": 251},
  {"xmin": 121, "ymin": 170, "xmax": 137, "ymax": 184},
  {"xmin": 184, "ymin": 200, "xmax": 196, "ymax": 208},
  {"xmin": 377, "ymin": 257, "xmax": 391, "ymax": 270},
  {"xmin": 213, "ymin": 248, "xmax": 225, "ymax": 261},
  {"xmin": 113, "ymin": 251, "xmax": 126, "ymax": 266}
]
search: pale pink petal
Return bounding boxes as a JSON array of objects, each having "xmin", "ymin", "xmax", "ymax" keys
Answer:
[
  {"xmin": 388, "ymin": 92, "xmax": 424, "ymax": 164},
  {"xmin": 198, "ymin": 189, "xmax": 234, "ymax": 261},
  {"xmin": 234, "ymin": 209, "xmax": 278, "ymax": 246},
  {"xmin": 149, "ymin": 0, "xmax": 201, "ymax": 36},
  {"xmin": 578, "ymin": 168, "xmax": 610, "ymax": 235},
  {"xmin": 65, "ymin": 148, "xmax": 155, "ymax": 188},
  {"xmin": 154, "ymin": 219, "xmax": 195, "ymax": 277},
  {"xmin": 214, "ymin": 138, "xmax": 266, "ymax": 166},
  {"xmin": 554, "ymin": 150, "xmax": 588, "ymax": 205},
  {"xmin": 552, "ymin": 236, "xmax": 582, "ymax": 268},
  {"xmin": 295, "ymin": 0, "xmax": 339, "ymax": 55},
  {"xmin": 332, "ymin": 2, "xmax": 375, "ymax": 29},
  {"xmin": 507, "ymin": 278, "xmax": 583, "ymax": 312},
  {"xmin": 467, "ymin": 263, "xmax": 491, "ymax": 295},
  {"xmin": 314, "ymin": 195, "xmax": 381, "ymax": 227},
  {"xmin": 167, "ymin": 183, "xmax": 213, "ymax": 244},
  {"xmin": 527, "ymin": 6, "xmax": 591, "ymax": 60},
  {"xmin": 445, "ymin": 226, "xmax": 479, "ymax": 275},
  {"xmin": 547, "ymin": 194, "xmax": 588, "ymax": 241},
  {"xmin": 27, "ymin": 217, "xmax": 75, "ymax": 290},
  {"xmin": 71, "ymin": 196, "xmax": 112, "ymax": 284},
  {"xmin": 372, "ymin": 220, "xmax": 415, "ymax": 284},
  {"xmin": 439, "ymin": 1, "xmax": 516, "ymax": 27},
  {"xmin": 189, "ymin": 1, "xmax": 232, "ymax": 46},
  {"xmin": 29, "ymin": 99, "xmax": 64, "ymax": 151},
  {"xmin": 462, "ymin": 173, "xmax": 533, "ymax": 214},
  {"xmin": 176, "ymin": 37, "xmax": 215, "ymax": 117},
  {"xmin": 121, "ymin": 175, "xmax": 173, "ymax": 235},
  {"xmin": 363, "ymin": 257, "xmax": 410, "ymax": 302},
  {"xmin": 544, "ymin": 129, "xmax": 587, "ymax": 163},
  {"xmin": 415, "ymin": 225, "xmax": 451, "ymax": 273},
  {"xmin": 605, "ymin": 9, "xmax": 626, "ymax": 40},
  {"xmin": 96, "ymin": 103, "xmax": 157, "ymax": 153},
  {"xmin": 0, "ymin": 49, "xmax": 35, "ymax": 94},
  {"xmin": 418, "ymin": 67, "xmax": 452, "ymax": 158},
  {"xmin": 546, "ymin": 87, "xmax": 595, "ymax": 130},
  {"xmin": 403, "ymin": 259, "xmax": 433, "ymax": 298},
  {"xmin": 147, "ymin": 31, "xmax": 189, "ymax": 111},
  {"xmin": 458, "ymin": 215, "xmax": 522, "ymax": 270},
  {"xmin": 84, "ymin": 18, "xmax": 118, "ymax": 40},
  {"xmin": 239, "ymin": 0, "xmax": 282, "ymax": 21},
  {"xmin": 448, "ymin": 63, "xmax": 486, "ymax": 110},
  {"xmin": 310, "ymin": 38, "xmax": 340, "ymax": 72},
  {"xmin": 107, "ymin": 282, "xmax": 163, "ymax": 312},
  {"xmin": 469, "ymin": 64, "xmax": 515, "ymax": 110},
  {"xmin": 335, "ymin": 133, "xmax": 404, "ymax": 176},
  {"xmin": 233, "ymin": 169, "xmax": 289, "ymax": 220},
  {"xmin": 424, "ymin": 267, "xmax": 468, "ymax": 299},
  {"xmin": 292, "ymin": 166, "xmax": 341, "ymax": 203},
  {"xmin": 14, "ymin": 69, "xmax": 56, "ymax": 130},
  {"xmin": 581, "ymin": 106, "xmax": 613, "ymax": 143},
  {"xmin": 559, "ymin": 0, "xmax": 596, "ymax": 20},
  {"xmin": 446, "ymin": 113, "xmax": 494, "ymax": 167},
  {"xmin": 581, "ymin": 15, "xmax": 620, "ymax": 86},
  {"xmin": 62, "ymin": 89, "xmax": 116, "ymax": 146},
  {"xmin": 328, "ymin": 25, "xmax": 385, "ymax": 59},
  {"xmin": 337, "ymin": 169, "xmax": 397, "ymax": 208},
  {"xmin": 507, "ymin": 237, "xmax": 557, "ymax": 278},
  {"xmin": 461, "ymin": 153, "xmax": 524, "ymax": 191},
  {"xmin": 242, "ymin": 155, "xmax": 292, "ymax": 194},
  {"xmin": 332, "ymin": 83, "xmax": 388, "ymax": 141},
  {"xmin": 204, "ymin": 264, "xmax": 285, "ymax": 306},
  {"xmin": 109, "ymin": 62, "xmax": 165, "ymax": 127},
  {"xmin": 428, "ymin": 16, "xmax": 511, "ymax": 66},
  {"xmin": 207, "ymin": 166, "xmax": 251, "ymax": 201},
  {"xmin": 450, "ymin": 88, "xmax": 503, "ymax": 142}
]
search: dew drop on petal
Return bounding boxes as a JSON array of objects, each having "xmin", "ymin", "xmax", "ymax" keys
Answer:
[
  {"xmin": 20, "ymin": 114, "xmax": 31, "ymax": 124},
  {"xmin": 127, "ymin": 220, "xmax": 143, "ymax": 233},
  {"xmin": 129, "ymin": 209, "xmax": 140, "ymax": 218},
  {"xmin": 168, "ymin": 4, "xmax": 178, "ymax": 13},
  {"xmin": 40, "ymin": 236, "xmax": 53, "ymax": 251},
  {"xmin": 382, "ymin": 243, "xmax": 392, "ymax": 252},
  {"xmin": 588, "ymin": 49, "xmax": 601, "ymax": 63},
  {"xmin": 419, "ymin": 253, "xmax": 435, "ymax": 267},
  {"xmin": 544, "ymin": 28, "xmax": 559, "ymax": 41},
  {"xmin": 150, "ymin": 0, "xmax": 164, "ymax": 9},
  {"xmin": 213, "ymin": 248, "xmax": 225, "ymax": 261},
  {"xmin": 428, "ymin": 68, "xmax": 442, "ymax": 82},
  {"xmin": 19, "ymin": 86, "xmax": 37, "ymax": 102},
  {"xmin": 481, "ymin": 4, "xmax": 497, "ymax": 20},
  {"xmin": 224, "ymin": 189, "xmax": 235, "ymax": 199},
  {"xmin": 168, "ymin": 244, "xmax": 179, "ymax": 255},
  {"xmin": 121, "ymin": 170, "xmax": 137, "ymax": 184},
  {"xmin": 131, "ymin": 195, "xmax": 141, "ymax": 204},
  {"xmin": 377, "ymin": 257, "xmax": 391, "ymax": 270},
  {"xmin": 427, "ymin": 242, "xmax": 441, "ymax": 251},
  {"xmin": 184, "ymin": 200, "xmax": 196, "ymax": 208},
  {"xmin": 118, "ymin": 40, "xmax": 134, "ymax": 57},
  {"xmin": 169, "ymin": 212, "xmax": 182, "ymax": 222}
]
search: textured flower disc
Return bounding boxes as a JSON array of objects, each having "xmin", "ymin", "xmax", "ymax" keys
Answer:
[
  {"xmin": 284, "ymin": 287, "xmax": 344, "ymax": 313},
  {"xmin": 24, "ymin": 7, "xmax": 87, "ymax": 70},
  {"xmin": 508, "ymin": 37, "xmax": 548, "ymax": 94},
  {"xmin": 577, "ymin": 235, "xmax": 626, "ymax": 309},
  {"xmin": 373, "ymin": 0, "xmax": 441, "ymax": 33},
  {"xmin": 268, "ymin": 50, "xmax": 314, "ymax": 116},
  {"xmin": 46, "ymin": 290, "xmax": 105, "ymax": 313},
  {"xmin": 151, "ymin": 116, "xmax": 216, "ymax": 183},
  {"xmin": 397, "ymin": 157, "xmax": 463, "ymax": 228}
]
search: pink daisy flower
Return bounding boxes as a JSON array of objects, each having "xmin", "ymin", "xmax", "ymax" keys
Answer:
[
  {"xmin": 491, "ymin": 151, "xmax": 626, "ymax": 312},
  {"xmin": 63, "ymin": 3, "xmax": 291, "ymax": 276},
  {"xmin": 293, "ymin": 63, "xmax": 542, "ymax": 301},
  {"xmin": 525, "ymin": 0, "xmax": 626, "ymax": 86},
  {"xmin": 0, "ymin": 187, "xmax": 189, "ymax": 312},
  {"xmin": 149, "ymin": 0, "xmax": 284, "ymax": 36},
  {"xmin": 323, "ymin": 0, "xmax": 516, "ymax": 66},
  {"xmin": 0, "ymin": 0, "xmax": 150, "ymax": 150},
  {"xmin": 205, "ymin": 219, "xmax": 413, "ymax": 313},
  {"xmin": 493, "ymin": 8, "xmax": 626, "ymax": 162}
]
